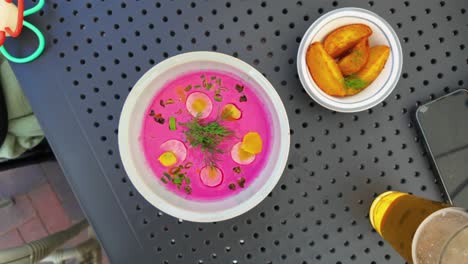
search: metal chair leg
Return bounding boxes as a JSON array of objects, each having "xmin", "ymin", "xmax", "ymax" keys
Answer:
[
  {"xmin": 40, "ymin": 238, "xmax": 101, "ymax": 264},
  {"xmin": 0, "ymin": 220, "xmax": 88, "ymax": 264}
]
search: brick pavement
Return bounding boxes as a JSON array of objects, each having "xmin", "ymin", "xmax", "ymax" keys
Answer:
[{"xmin": 0, "ymin": 162, "xmax": 91, "ymax": 255}]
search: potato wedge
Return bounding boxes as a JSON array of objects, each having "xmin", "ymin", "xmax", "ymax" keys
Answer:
[
  {"xmin": 344, "ymin": 45, "xmax": 390, "ymax": 96},
  {"xmin": 306, "ymin": 42, "xmax": 346, "ymax": 97},
  {"xmin": 338, "ymin": 37, "xmax": 370, "ymax": 76},
  {"xmin": 323, "ymin": 24, "xmax": 372, "ymax": 58}
]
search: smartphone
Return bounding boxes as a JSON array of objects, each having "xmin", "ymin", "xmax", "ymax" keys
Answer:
[{"xmin": 416, "ymin": 89, "xmax": 468, "ymax": 207}]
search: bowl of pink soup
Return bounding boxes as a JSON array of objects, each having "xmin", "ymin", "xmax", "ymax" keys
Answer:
[{"xmin": 118, "ymin": 52, "xmax": 289, "ymax": 222}]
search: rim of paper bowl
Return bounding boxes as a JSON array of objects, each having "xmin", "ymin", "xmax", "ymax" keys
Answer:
[
  {"xmin": 297, "ymin": 7, "xmax": 403, "ymax": 113},
  {"xmin": 118, "ymin": 51, "xmax": 290, "ymax": 222}
]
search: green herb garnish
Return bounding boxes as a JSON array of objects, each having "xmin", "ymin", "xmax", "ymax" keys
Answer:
[
  {"xmin": 237, "ymin": 177, "xmax": 246, "ymax": 188},
  {"xmin": 173, "ymin": 176, "xmax": 182, "ymax": 185},
  {"xmin": 169, "ymin": 117, "xmax": 177, "ymax": 130},
  {"xmin": 180, "ymin": 116, "xmax": 234, "ymax": 165},
  {"xmin": 163, "ymin": 172, "xmax": 171, "ymax": 181},
  {"xmin": 235, "ymin": 84, "xmax": 244, "ymax": 93},
  {"xmin": 233, "ymin": 166, "xmax": 241, "ymax": 174},
  {"xmin": 162, "ymin": 164, "xmax": 193, "ymax": 194},
  {"xmin": 184, "ymin": 85, "xmax": 192, "ymax": 91},
  {"xmin": 214, "ymin": 94, "xmax": 223, "ymax": 102},
  {"xmin": 344, "ymin": 75, "xmax": 367, "ymax": 90}
]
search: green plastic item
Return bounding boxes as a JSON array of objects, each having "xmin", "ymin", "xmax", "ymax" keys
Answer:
[{"xmin": 0, "ymin": 0, "xmax": 46, "ymax": 64}]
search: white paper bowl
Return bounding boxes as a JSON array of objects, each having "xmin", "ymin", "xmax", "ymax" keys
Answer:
[
  {"xmin": 297, "ymin": 7, "xmax": 403, "ymax": 113},
  {"xmin": 118, "ymin": 52, "xmax": 290, "ymax": 222}
]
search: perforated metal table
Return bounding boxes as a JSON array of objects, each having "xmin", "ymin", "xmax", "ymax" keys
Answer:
[{"xmin": 9, "ymin": 0, "xmax": 468, "ymax": 263}]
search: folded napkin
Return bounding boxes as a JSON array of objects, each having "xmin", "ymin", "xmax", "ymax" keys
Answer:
[{"xmin": 0, "ymin": 55, "xmax": 44, "ymax": 159}]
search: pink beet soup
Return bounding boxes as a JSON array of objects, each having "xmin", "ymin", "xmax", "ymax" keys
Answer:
[{"xmin": 140, "ymin": 71, "xmax": 272, "ymax": 201}]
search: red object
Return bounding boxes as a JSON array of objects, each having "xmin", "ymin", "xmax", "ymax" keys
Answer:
[
  {"xmin": 0, "ymin": 0, "xmax": 24, "ymax": 46},
  {"xmin": 0, "ymin": 32, "xmax": 5, "ymax": 46}
]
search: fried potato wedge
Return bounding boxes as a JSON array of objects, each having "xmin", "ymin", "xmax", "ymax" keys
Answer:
[
  {"xmin": 306, "ymin": 42, "xmax": 346, "ymax": 97},
  {"xmin": 355, "ymin": 45, "xmax": 390, "ymax": 84},
  {"xmin": 338, "ymin": 37, "xmax": 370, "ymax": 76},
  {"xmin": 344, "ymin": 45, "xmax": 390, "ymax": 96},
  {"xmin": 323, "ymin": 24, "xmax": 372, "ymax": 58}
]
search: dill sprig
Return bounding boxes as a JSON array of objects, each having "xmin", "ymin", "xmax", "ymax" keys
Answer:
[{"xmin": 180, "ymin": 116, "xmax": 234, "ymax": 165}]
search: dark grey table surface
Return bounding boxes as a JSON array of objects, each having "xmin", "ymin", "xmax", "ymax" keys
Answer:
[{"xmin": 8, "ymin": 0, "xmax": 468, "ymax": 263}]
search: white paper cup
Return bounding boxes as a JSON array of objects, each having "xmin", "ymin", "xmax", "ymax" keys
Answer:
[
  {"xmin": 118, "ymin": 52, "xmax": 290, "ymax": 222},
  {"xmin": 297, "ymin": 7, "xmax": 403, "ymax": 113}
]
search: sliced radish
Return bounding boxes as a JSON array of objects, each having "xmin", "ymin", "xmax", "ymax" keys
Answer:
[
  {"xmin": 186, "ymin": 92, "xmax": 213, "ymax": 119},
  {"xmin": 200, "ymin": 166, "xmax": 223, "ymax": 187},
  {"xmin": 160, "ymin": 139, "xmax": 187, "ymax": 162},
  {"xmin": 231, "ymin": 142, "xmax": 256, "ymax": 165}
]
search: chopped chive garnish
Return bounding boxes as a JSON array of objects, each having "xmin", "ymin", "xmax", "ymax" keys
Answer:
[
  {"xmin": 195, "ymin": 85, "xmax": 201, "ymax": 89},
  {"xmin": 229, "ymin": 183, "xmax": 236, "ymax": 190},
  {"xmin": 163, "ymin": 172, "xmax": 171, "ymax": 180},
  {"xmin": 237, "ymin": 177, "xmax": 246, "ymax": 188},
  {"xmin": 154, "ymin": 114, "xmax": 165, "ymax": 124},
  {"xmin": 163, "ymin": 167, "xmax": 192, "ymax": 195},
  {"xmin": 169, "ymin": 117, "xmax": 177, "ymax": 130},
  {"xmin": 239, "ymin": 95, "xmax": 248, "ymax": 102},
  {"xmin": 214, "ymin": 94, "xmax": 223, "ymax": 102},
  {"xmin": 211, "ymin": 76, "xmax": 217, "ymax": 80},
  {"xmin": 173, "ymin": 177, "xmax": 182, "ymax": 184},
  {"xmin": 235, "ymin": 84, "xmax": 244, "ymax": 93},
  {"xmin": 184, "ymin": 85, "xmax": 192, "ymax": 91},
  {"xmin": 169, "ymin": 166, "xmax": 180, "ymax": 175}
]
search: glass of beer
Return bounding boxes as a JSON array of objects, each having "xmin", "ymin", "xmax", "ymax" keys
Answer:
[
  {"xmin": 369, "ymin": 191, "xmax": 449, "ymax": 263},
  {"xmin": 412, "ymin": 207, "xmax": 468, "ymax": 264}
]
